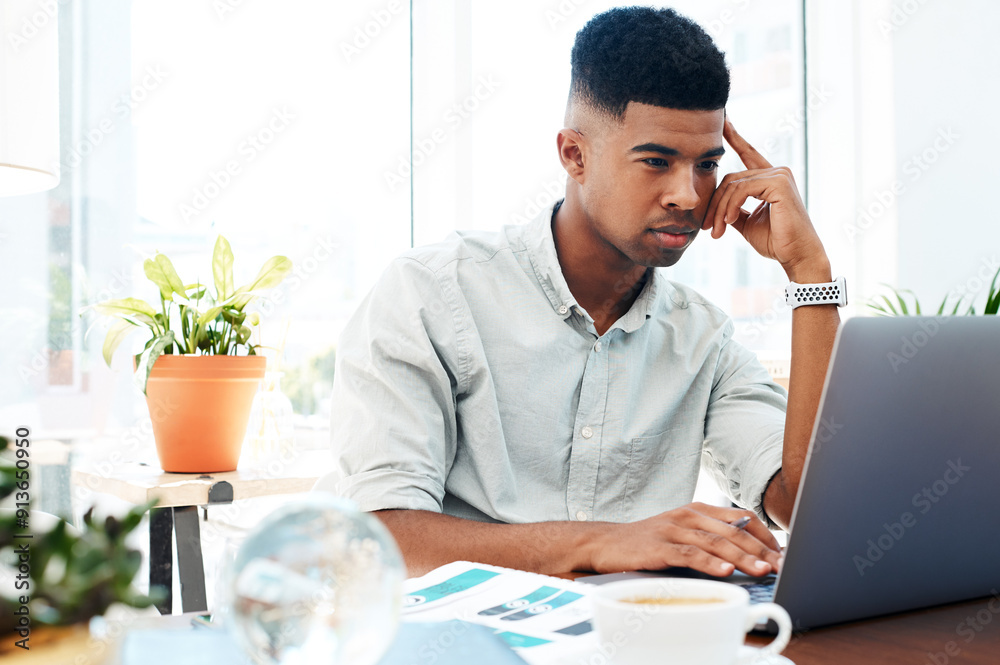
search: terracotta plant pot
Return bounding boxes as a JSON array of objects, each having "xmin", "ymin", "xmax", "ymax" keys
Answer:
[
  {"xmin": 145, "ymin": 355, "xmax": 266, "ymax": 472},
  {"xmin": 0, "ymin": 623, "xmax": 105, "ymax": 664}
]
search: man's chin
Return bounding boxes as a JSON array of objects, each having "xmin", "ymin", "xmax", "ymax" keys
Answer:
[{"xmin": 643, "ymin": 247, "xmax": 689, "ymax": 269}]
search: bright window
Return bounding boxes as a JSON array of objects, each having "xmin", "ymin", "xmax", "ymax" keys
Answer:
[
  {"xmin": 412, "ymin": 0, "xmax": 807, "ymax": 354},
  {"xmin": 0, "ymin": 1, "xmax": 410, "ymax": 443}
]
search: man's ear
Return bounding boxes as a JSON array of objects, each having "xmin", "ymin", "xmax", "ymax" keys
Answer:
[{"xmin": 556, "ymin": 128, "xmax": 586, "ymax": 184}]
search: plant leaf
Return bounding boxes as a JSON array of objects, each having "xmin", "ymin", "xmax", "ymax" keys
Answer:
[
  {"xmin": 212, "ymin": 236, "xmax": 236, "ymax": 301},
  {"xmin": 986, "ymin": 293, "xmax": 1000, "ymax": 316},
  {"xmin": 134, "ymin": 331, "xmax": 175, "ymax": 396},
  {"xmin": 985, "ymin": 266, "xmax": 1000, "ymax": 315},
  {"xmin": 197, "ymin": 306, "xmax": 224, "ymax": 327},
  {"xmin": 102, "ymin": 319, "xmax": 140, "ymax": 367},
  {"xmin": 144, "ymin": 254, "xmax": 186, "ymax": 302},
  {"xmin": 877, "ymin": 294, "xmax": 899, "ymax": 316},
  {"xmin": 220, "ymin": 308, "xmax": 246, "ymax": 324},
  {"xmin": 91, "ymin": 298, "xmax": 159, "ymax": 326},
  {"xmin": 894, "ymin": 290, "xmax": 910, "ymax": 316},
  {"xmin": 229, "ymin": 256, "xmax": 292, "ymax": 310}
]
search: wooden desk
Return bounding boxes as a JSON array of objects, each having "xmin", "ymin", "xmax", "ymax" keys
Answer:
[
  {"xmin": 746, "ymin": 594, "xmax": 1000, "ymax": 664},
  {"xmin": 557, "ymin": 572, "xmax": 999, "ymax": 663},
  {"xmin": 71, "ymin": 449, "xmax": 327, "ymax": 615}
]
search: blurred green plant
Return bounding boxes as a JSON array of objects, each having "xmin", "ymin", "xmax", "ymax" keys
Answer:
[
  {"xmin": 86, "ymin": 236, "xmax": 292, "ymax": 393},
  {"xmin": 283, "ymin": 346, "xmax": 337, "ymax": 416},
  {"xmin": 867, "ymin": 266, "xmax": 1000, "ymax": 317},
  {"xmin": 47, "ymin": 260, "xmax": 73, "ymax": 351},
  {"xmin": 0, "ymin": 436, "xmax": 162, "ymax": 635}
]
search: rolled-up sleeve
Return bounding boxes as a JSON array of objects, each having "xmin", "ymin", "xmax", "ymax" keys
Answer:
[
  {"xmin": 313, "ymin": 257, "xmax": 465, "ymax": 513},
  {"xmin": 701, "ymin": 321, "xmax": 787, "ymax": 528}
]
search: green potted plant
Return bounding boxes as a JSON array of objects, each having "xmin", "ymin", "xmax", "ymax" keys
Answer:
[
  {"xmin": 0, "ymin": 435, "xmax": 162, "ymax": 663},
  {"xmin": 89, "ymin": 236, "xmax": 292, "ymax": 472},
  {"xmin": 868, "ymin": 265, "xmax": 1000, "ymax": 316}
]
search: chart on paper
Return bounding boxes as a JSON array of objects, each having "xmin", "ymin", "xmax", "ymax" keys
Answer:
[{"xmin": 402, "ymin": 561, "xmax": 600, "ymax": 664}]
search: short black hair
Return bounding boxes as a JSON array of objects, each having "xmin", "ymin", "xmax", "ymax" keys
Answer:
[{"xmin": 570, "ymin": 6, "xmax": 730, "ymax": 120}]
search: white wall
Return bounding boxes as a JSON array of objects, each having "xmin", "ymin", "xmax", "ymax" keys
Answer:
[
  {"xmin": 892, "ymin": 0, "xmax": 1000, "ymax": 309},
  {"xmin": 809, "ymin": 0, "xmax": 1000, "ymax": 312}
]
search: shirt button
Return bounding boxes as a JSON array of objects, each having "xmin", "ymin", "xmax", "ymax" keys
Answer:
[
  {"xmin": 557, "ymin": 305, "xmax": 569, "ymax": 315},
  {"xmin": 581, "ymin": 426, "xmax": 594, "ymax": 439},
  {"xmin": 594, "ymin": 341, "xmax": 602, "ymax": 352},
  {"xmin": 576, "ymin": 511, "xmax": 589, "ymax": 521}
]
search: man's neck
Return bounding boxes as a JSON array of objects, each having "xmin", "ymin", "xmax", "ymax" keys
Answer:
[{"xmin": 552, "ymin": 197, "xmax": 649, "ymax": 335}]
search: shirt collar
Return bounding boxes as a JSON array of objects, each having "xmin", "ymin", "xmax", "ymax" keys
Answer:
[
  {"xmin": 519, "ymin": 200, "xmax": 673, "ymax": 330},
  {"xmin": 522, "ymin": 201, "xmax": 580, "ymax": 321}
]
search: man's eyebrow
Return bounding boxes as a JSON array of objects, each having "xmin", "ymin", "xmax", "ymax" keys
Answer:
[{"xmin": 630, "ymin": 143, "xmax": 726, "ymax": 159}]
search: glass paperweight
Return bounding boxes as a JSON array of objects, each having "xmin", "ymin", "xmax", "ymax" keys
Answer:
[
  {"xmin": 226, "ymin": 494, "xmax": 406, "ymax": 665},
  {"xmin": 245, "ymin": 371, "xmax": 295, "ymax": 466}
]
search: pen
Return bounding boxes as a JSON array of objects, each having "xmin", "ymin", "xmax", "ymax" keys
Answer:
[
  {"xmin": 730, "ymin": 516, "xmax": 751, "ymax": 530},
  {"xmin": 730, "ymin": 515, "xmax": 783, "ymax": 573}
]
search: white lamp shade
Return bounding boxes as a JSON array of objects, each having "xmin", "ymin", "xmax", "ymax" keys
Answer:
[{"xmin": 0, "ymin": 0, "xmax": 60, "ymax": 197}]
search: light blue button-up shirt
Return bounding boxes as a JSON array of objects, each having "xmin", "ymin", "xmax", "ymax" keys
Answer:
[{"xmin": 316, "ymin": 202, "xmax": 787, "ymax": 526}]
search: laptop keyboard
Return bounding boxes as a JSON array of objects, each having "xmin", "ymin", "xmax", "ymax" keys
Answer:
[{"xmin": 738, "ymin": 577, "xmax": 777, "ymax": 604}]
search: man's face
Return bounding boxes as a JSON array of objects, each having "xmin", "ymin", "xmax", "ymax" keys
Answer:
[{"xmin": 575, "ymin": 103, "xmax": 725, "ymax": 268}]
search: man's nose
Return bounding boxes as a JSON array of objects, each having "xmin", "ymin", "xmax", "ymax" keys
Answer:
[{"xmin": 660, "ymin": 168, "xmax": 700, "ymax": 210}]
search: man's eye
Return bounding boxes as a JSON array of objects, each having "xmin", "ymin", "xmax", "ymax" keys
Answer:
[
  {"xmin": 643, "ymin": 158, "xmax": 668, "ymax": 168},
  {"xmin": 699, "ymin": 161, "xmax": 721, "ymax": 171}
]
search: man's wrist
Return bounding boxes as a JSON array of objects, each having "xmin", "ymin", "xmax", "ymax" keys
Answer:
[
  {"xmin": 783, "ymin": 255, "xmax": 832, "ymax": 284},
  {"xmin": 573, "ymin": 520, "xmax": 611, "ymax": 573}
]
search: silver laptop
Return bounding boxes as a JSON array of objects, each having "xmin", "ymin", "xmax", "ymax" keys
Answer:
[{"xmin": 584, "ymin": 316, "xmax": 1000, "ymax": 631}]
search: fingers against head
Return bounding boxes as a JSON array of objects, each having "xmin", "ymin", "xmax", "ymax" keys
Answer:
[{"xmin": 723, "ymin": 118, "xmax": 772, "ymax": 171}]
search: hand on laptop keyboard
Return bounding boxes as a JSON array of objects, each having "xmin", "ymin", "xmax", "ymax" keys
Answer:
[{"xmin": 587, "ymin": 502, "xmax": 783, "ymax": 577}]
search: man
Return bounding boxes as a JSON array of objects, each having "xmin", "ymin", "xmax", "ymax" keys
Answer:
[{"xmin": 316, "ymin": 7, "xmax": 839, "ymax": 578}]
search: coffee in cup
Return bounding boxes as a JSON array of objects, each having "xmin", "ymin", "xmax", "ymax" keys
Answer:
[{"xmin": 591, "ymin": 578, "xmax": 792, "ymax": 665}]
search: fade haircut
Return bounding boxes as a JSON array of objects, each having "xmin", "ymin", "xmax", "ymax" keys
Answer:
[{"xmin": 570, "ymin": 6, "xmax": 730, "ymax": 121}]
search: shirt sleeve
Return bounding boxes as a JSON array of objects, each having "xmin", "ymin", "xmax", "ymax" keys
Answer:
[
  {"xmin": 700, "ymin": 320, "xmax": 787, "ymax": 528},
  {"xmin": 312, "ymin": 257, "xmax": 465, "ymax": 513}
]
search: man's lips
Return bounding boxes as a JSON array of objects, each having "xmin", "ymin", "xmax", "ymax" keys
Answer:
[
  {"xmin": 649, "ymin": 226, "xmax": 697, "ymax": 249},
  {"xmin": 650, "ymin": 225, "xmax": 697, "ymax": 235}
]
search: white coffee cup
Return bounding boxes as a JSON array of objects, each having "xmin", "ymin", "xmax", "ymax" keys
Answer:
[{"xmin": 590, "ymin": 578, "xmax": 792, "ymax": 665}]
